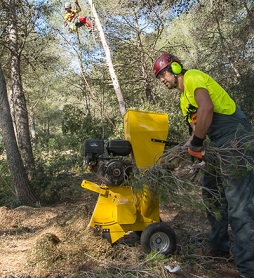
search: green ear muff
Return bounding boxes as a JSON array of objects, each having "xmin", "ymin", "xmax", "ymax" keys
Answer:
[{"xmin": 171, "ymin": 61, "xmax": 182, "ymax": 75}]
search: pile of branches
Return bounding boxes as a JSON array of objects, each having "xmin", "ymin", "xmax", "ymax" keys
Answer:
[{"xmin": 131, "ymin": 133, "xmax": 254, "ymax": 209}]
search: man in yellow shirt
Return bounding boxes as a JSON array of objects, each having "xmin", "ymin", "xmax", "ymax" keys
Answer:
[{"xmin": 153, "ymin": 53, "xmax": 254, "ymax": 278}]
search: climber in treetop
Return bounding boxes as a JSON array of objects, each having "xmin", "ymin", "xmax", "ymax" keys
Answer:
[{"xmin": 64, "ymin": 0, "xmax": 93, "ymax": 32}]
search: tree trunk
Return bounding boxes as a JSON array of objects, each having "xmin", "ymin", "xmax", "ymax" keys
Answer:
[
  {"xmin": 9, "ymin": 88, "xmax": 17, "ymax": 137},
  {"xmin": 87, "ymin": 0, "xmax": 126, "ymax": 117},
  {"xmin": 8, "ymin": 0, "xmax": 35, "ymax": 176},
  {"xmin": 0, "ymin": 66, "xmax": 37, "ymax": 206},
  {"xmin": 29, "ymin": 109, "xmax": 37, "ymax": 146}
]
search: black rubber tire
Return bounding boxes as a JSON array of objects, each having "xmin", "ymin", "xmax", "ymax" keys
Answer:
[
  {"xmin": 135, "ymin": 218, "xmax": 162, "ymax": 238},
  {"xmin": 140, "ymin": 222, "xmax": 176, "ymax": 256}
]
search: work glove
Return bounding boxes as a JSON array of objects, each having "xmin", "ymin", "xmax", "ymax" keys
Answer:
[{"xmin": 188, "ymin": 135, "xmax": 205, "ymax": 160}]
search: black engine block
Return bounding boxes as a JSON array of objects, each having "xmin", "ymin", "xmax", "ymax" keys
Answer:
[{"xmin": 83, "ymin": 139, "xmax": 132, "ymax": 186}]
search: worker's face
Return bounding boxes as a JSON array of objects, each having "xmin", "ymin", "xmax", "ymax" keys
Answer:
[
  {"xmin": 157, "ymin": 70, "xmax": 177, "ymax": 90},
  {"xmin": 65, "ymin": 7, "xmax": 72, "ymax": 11}
]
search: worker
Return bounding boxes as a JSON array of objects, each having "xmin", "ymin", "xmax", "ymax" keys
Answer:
[
  {"xmin": 153, "ymin": 53, "xmax": 254, "ymax": 278},
  {"xmin": 64, "ymin": 1, "xmax": 93, "ymax": 32}
]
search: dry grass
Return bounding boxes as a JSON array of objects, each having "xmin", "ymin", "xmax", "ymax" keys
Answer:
[{"xmin": 0, "ymin": 189, "xmax": 239, "ymax": 278}]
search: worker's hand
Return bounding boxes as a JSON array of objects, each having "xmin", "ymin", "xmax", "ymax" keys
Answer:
[
  {"xmin": 188, "ymin": 135, "xmax": 205, "ymax": 161},
  {"xmin": 188, "ymin": 144, "xmax": 205, "ymax": 160}
]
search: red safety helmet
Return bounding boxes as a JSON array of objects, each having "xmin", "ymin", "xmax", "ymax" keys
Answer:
[{"xmin": 153, "ymin": 53, "xmax": 182, "ymax": 77}]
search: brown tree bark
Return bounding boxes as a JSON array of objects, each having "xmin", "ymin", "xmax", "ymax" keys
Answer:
[
  {"xmin": 8, "ymin": 0, "xmax": 35, "ymax": 176},
  {"xmin": 0, "ymin": 66, "xmax": 37, "ymax": 205}
]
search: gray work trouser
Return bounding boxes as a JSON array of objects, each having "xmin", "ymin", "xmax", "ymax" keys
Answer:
[{"xmin": 204, "ymin": 107, "xmax": 254, "ymax": 277}]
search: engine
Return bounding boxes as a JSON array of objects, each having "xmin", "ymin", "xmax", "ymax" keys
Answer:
[{"xmin": 83, "ymin": 139, "xmax": 133, "ymax": 186}]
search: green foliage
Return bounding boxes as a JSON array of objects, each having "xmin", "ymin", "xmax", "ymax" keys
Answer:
[
  {"xmin": 62, "ymin": 105, "xmax": 86, "ymax": 136},
  {"xmin": 147, "ymin": 251, "xmax": 167, "ymax": 261},
  {"xmin": 31, "ymin": 151, "xmax": 84, "ymax": 205},
  {"xmin": 230, "ymin": 71, "xmax": 254, "ymax": 124},
  {"xmin": 0, "ymin": 160, "xmax": 17, "ymax": 207},
  {"xmin": 62, "ymin": 104, "xmax": 118, "ymax": 141},
  {"xmin": 0, "ymin": 150, "xmax": 86, "ymax": 207}
]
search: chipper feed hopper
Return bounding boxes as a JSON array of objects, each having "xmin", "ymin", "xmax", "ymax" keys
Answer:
[{"xmin": 81, "ymin": 110, "xmax": 177, "ymax": 256}]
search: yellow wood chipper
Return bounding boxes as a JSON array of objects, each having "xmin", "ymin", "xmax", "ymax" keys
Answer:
[{"xmin": 81, "ymin": 110, "xmax": 177, "ymax": 256}]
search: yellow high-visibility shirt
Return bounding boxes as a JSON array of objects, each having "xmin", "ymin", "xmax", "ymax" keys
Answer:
[
  {"xmin": 64, "ymin": 10, "xmax": 78, "ymax": 22},
  {"xmin": 180, "ymin": 69, "xmax": 236, "ymax": 123}
]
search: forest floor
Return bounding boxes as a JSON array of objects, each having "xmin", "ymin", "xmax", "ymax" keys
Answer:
[{"xmin": 0, "ymin": 174, "xmax": 240, "ymax": 278}]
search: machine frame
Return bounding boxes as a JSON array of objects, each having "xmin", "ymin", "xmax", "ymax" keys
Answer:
[{"xmin": 81, "ymin": 110, "xmax": 177, "ymax": 256}]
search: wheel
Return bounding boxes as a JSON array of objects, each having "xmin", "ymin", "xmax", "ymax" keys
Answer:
[
  {"xmin": 140, "ymin": 222, "xmax": 176, "ymax": 256},
  {"xmin": 135, "ymin": 218, "xmax": 162, "ymax": 238}
]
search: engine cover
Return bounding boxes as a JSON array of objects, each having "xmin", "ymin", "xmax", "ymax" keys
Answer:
[{"xmin": 97, "ymin": 159, "xmax": 131, "ymax": 186}]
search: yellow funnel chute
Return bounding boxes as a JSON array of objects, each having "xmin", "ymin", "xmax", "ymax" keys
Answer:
[{"xmin": 124, "ymin": 110, "xmax": 169, "ymax": 170}]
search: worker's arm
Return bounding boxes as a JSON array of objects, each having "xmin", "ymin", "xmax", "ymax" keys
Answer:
[
  {"xmin": 74, "ymin": 0, "xmax": 81, "ymax": 13},
  {"xmin": 184, "ymin": 123, "xmax": 195, "ymax": 147},
  {"xmin": 188, "ymin": 88, "xmax": 214, "ymax": 159},
  {"xmin": 193, "ymin": 88, "xmax": 214, "ymax": 139}
]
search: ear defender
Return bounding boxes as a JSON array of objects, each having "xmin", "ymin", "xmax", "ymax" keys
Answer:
[{"xmin": 170, "ymin": 61, "xmax": 182, "ymax": 75}]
